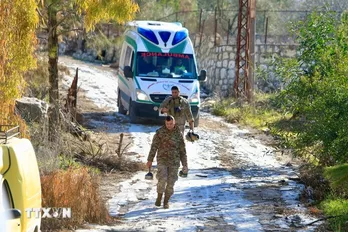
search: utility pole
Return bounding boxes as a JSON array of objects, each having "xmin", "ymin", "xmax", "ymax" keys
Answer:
[
  {"xmin": 234, "ymin": 0, "xmax": 250, "ymax": 99},
  {"xmin": 234, "ymin": 0, "xmax": 256, "ymax": 102}
]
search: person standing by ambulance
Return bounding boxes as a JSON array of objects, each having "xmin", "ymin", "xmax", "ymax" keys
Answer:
[{"xmin": 159, "ymin": 86, "xmax": 194, "ymax": 135}]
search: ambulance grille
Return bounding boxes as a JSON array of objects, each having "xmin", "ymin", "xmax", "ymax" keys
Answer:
[{"xmin": 150, "ymin": 94, "xmax": 188, "ymax": 103}]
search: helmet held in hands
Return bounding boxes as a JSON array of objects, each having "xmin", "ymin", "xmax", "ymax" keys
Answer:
[{"xmin": 185, "ymin": 130, "xmax": 199, "ymax": 142}]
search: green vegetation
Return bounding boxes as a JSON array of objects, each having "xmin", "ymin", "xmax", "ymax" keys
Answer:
[
  {"xmin": 324, "ymin": 164, "xmax": 348, "ymax": 197},
  {"xmin": 320, "ymin": 164, "xmax": 348, "ymax": 230},
  {"xmin": 320, "ymin": 198, "xmax": 348, "ymax": 231},
  {"xmin": 273, "ymin": 9, "xmax": 348, "ymax": 166},
  {"xmin": 212, "ymin": 9, "xmax": 348, "ymax": 230},
  {"xmin": 211, "ymin": 93, "xmax": 285, "ymax": 129}
]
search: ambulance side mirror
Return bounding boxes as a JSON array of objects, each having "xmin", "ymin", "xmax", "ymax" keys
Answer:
[
  {"xmin": 124, "ymin": 66, "xmax": 133, "ymax": 78},
  {"xmin": 198, "ymin": 69, "xmax": 207, "ymax": 82}
]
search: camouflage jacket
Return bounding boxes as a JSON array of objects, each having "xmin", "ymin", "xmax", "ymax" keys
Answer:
[
  {"xmin": 160, "ymin": 96, "xmax": 194, "ymax": 125},
  {"xmin": 147, "ymin": 125, "xmax": 187, "ymax": 168}
]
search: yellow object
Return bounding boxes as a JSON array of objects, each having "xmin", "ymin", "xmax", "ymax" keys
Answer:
[{"xmin": 1, "ymin": 126, "xmax": 41, "ymax": 232}]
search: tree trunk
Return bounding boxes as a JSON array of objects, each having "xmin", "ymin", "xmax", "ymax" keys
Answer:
[{"xmin": 48, "ymin": 6, "xmax": 59, "ymax": 142}]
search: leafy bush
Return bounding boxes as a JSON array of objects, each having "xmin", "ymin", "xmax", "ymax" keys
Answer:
[
  {"xmin": 320, "ymin": 199, "xmax": 348, "ymax": 231},
  {"xmin": 274, "ymin": 9, "xmax": 348, "ymax": 165},
  {"xmin": 320, "ymin": 164, "xmax": 348, "ymax": 231},
  {"xmin": 324, "ymin": 164, "xmax": 348, "ymax": 197}
]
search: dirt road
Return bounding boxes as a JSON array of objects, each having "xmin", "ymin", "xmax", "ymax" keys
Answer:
[{"xmin": 58, "ymin": 56, "xmax": 322, "ymax": 231}]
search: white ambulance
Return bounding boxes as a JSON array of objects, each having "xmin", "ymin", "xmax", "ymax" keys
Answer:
[{"xmin": 117, "ymin": 20, "xmax": 206, "ymax": 125}]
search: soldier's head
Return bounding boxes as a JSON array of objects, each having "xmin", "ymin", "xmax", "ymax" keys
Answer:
[
  {"xmin": 165, "ymin": 115, "xmax": 175, "ymax": 130},
  {"xmin": 171, "ymin": 86, "xmax": 180, "ymax": 99}
]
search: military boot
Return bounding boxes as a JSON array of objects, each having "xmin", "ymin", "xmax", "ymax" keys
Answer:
[
  {"xmin": 155, "ymin": 193, "xmax": 163, "ymax": 207},
  {"xmin": 163, "ymin": 194, "xmax": 171, "ymax": 209}
]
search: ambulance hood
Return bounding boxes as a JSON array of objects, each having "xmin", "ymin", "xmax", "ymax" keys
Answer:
[{"xmin": 136, "ymin": 77, "xmax": 198, "ymax": 97}]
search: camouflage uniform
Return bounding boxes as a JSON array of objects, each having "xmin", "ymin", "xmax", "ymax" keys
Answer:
[
  {"xmin": 160, "ymin": 96, "xmax": 194, "ymax": 134},
  {"xmin": 147, "ymin": 125, "xmax": 187, "ymax": 198}
]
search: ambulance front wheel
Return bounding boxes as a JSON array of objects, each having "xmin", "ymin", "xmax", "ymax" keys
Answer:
[
  {"xmin": 129, "ymin": 100, "xmax": 139, "ymax": 123},
  {"xmin": 117, "ymin": 89, "xmax": 127, "ymax": 115}
]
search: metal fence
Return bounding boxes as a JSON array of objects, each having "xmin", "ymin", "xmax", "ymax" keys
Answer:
[
  {"xmin": 94, "ymin": 9, "xmax": 343, "ymax": 49},
  {"xmin": 155, "ymin": 9, "xmax": 342, "ymax": 47}
]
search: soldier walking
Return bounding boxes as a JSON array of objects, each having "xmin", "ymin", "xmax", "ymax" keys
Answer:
[
  {"xmin": 146, "ymin": 115, "xmax": 188, "ymax": 209},
  {"xmin": 159, "ymin": 86, "xmax": 194, "ymax": 135}
]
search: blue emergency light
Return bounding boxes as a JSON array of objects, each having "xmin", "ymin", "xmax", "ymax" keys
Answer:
[
  {"xmin": 138, "ymin": 27, "xmax": 159, "ymax": 45},
  {"xmin": 172, "ymin": 29, "xmax": 188, "ymax": 45},
  {"xmin": 159, "ymin": 31, "xmax": 171, "ymax": 44}
]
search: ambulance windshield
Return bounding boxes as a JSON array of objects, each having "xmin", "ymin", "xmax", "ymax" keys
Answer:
[{"xmin": 136, "ymin": 52, "xmax": 197, "ymax": 79}]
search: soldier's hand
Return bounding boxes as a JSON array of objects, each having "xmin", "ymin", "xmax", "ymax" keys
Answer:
[
  {"xmin": 161, "ymin": 107, "xmax": 169, "ymax": 113},
  {"xmin": 189, "ymin": 121, "xmax": 194, "ymax": 131},
  {"xmin": 146, "ymin": 161, "xmax": 152, "ymax": 169},
  {"xmin": 182, "ymin": 166, "xmax": 188, "ymax": 174}
]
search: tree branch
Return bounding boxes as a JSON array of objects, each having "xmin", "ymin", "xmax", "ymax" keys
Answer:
[
  {"xmin": 304, "ymin": 215, "xmax": 344, "ymax": 227},
  {"xmin": 36, "ymin": 8, "xmax": 46, "ymax": 21},
  {"xmin": 37, "ymin": 25, "xmax": 49, "ymax": 32},
  {"xmin": 57, "ymin": 28, "xmax": 83, "ymax": 37},
  {"xmin": 55, "ymin": 11, "xmax": 73, "ymax": 28},
  {"xmin": 36, "ymin": 8, "xmax": 48, "ymax": 29},
  {"xmin": 54, "ymin": 8, "xmax": 81, "ymax": 32},
  {"xmin": 46, "ymin": 1, "xmax": 56, "ymax": 9},
  {"xmin": 37, "ymin": 35, "xmax": 48, "ymax": 41}
]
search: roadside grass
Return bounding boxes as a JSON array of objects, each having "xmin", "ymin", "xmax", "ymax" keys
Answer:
[
  {"xmin": 210, "ymin": 93, "xmax": 348, "ymax": 230},
  {"xmin": 28, "ymin": 102, "xmax": 143, "ymax": 229},
  {"xmin": 320, "ymin": 198, "xmax": 348, "ymax": 231},
  {"xmin": 324, "ymin": 164, "xmax": 348, "ymax": 197},
  {"xmin": 40, "ymin": 167, "xmax": 112, "ymax": 230},
  {"xmin": 34, "ymin": 129, "xmax": 144, "ymax": 230},
  {"xmin": 32, "ymin": 126, "xmax": 144, "ymax": 228},
  {"xmin": 31, "ymin": 122, "xmax": 145, "ymax": 229},
  {"xmin": 211, "ymin": 93, "xmax": 285, "ymax": 130},
  {"xmin": 320, "ymin": 164, "xmax": 348, "ymax": 231}
]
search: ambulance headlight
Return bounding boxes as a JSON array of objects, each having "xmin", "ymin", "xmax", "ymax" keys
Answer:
[
  {"xmin": 189, "ymin": 93, "xmax": 199, "ymax": 103},
  {"xmin": 136, "ymin": 89, "xmax": 150, "ymax": 101}
]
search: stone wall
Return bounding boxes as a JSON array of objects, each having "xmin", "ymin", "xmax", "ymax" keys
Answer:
[{"xmin": 195, "ymin": 35, "xmax": 298, "ymax": 97}]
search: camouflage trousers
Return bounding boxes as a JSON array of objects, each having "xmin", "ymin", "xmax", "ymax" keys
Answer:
[{"xmin": 156, "ymin": 164, "xmax": 179, "ymax": 196}]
